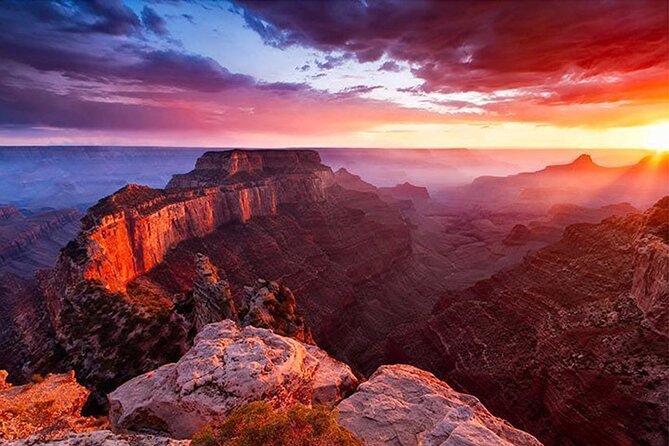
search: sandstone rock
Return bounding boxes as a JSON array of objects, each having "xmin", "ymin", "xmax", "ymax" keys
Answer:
[
  {"xmin": 337, "ymin": 365, "xmax": 542, "ymax": 446},
  {"xmin": 5, "ymin": 430, "xmax": 190, "ymax": 446},
  {"xmin": 109, "ymin": 321, "xmax": 357, "ymax": 439},
  {"xmin": 192, "ymin": 253, "xmax": 236, "ymax": 332},
  {"xmin": 0, "ymin": 372, "xmax": 102, "ymax": 441}
]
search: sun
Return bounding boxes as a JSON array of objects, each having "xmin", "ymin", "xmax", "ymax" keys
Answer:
[{"xmin": 643, "ymin": 122, "xmax": 669, "ymax": 153}]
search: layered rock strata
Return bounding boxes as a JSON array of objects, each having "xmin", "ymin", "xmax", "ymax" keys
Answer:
[{"xmin": 387, "ymin": 197, "xmax": 669, "ymax": 446}]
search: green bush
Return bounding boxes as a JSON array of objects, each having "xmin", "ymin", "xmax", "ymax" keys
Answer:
[{"xmin": 192, "ymin": 402, "xmax": 361, "ymax": 446}]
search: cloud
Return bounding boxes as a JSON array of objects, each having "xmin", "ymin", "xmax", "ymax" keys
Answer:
[
  {"xmin": 378, "ymin": 61, "xmax": 401, "ymax": 73},
  {"xmin": 141, "ymin": 6, "xmax": 169, "ymax": 35},
  {"xmin": 233, "ymin": 0, "xmax": 669, "ymax": 126}
]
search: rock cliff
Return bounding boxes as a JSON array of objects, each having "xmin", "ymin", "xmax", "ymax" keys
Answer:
[
  {"xmin": 28, "ymin": 149, "xmax": 445, "ymax": 413},
  {"xmin": 108, "ymin": 321, "xmax": 358, "ymax": 439},
  {"xmin": 386, "ymin": 197, "xmax": 669, "ymax": 446}
]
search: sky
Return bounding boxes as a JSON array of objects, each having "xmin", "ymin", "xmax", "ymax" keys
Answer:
[{"xmin": 0, "ymin": 0, "xmax": 667, "ymax": 149}]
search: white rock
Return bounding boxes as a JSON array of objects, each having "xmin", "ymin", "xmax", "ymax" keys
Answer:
[
  {"xmin": 109, "ymin": 320, "xmax": 357, "ymax": 439},
  {"xmin": 337, "ymin": 364, "xmax": 542, "ymax": 446}
]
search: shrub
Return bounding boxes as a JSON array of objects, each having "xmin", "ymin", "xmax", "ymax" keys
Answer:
[{"xmin": 191, "ymin": 402, "xmax": 361, "ymax": 446}]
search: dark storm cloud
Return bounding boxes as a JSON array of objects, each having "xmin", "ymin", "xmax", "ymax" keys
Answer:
[{"xmin": 233, "ymin": 0, "xmax": 669, "ymax": 97}]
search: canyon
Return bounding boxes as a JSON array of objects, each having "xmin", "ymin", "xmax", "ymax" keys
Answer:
[
  {"xmin": 0, "ymin": 148, "xmax": 667, "ymax": 446},
  {"xmin": 386, "ymin": 197, "xmax": 669, "ymax": 446}
]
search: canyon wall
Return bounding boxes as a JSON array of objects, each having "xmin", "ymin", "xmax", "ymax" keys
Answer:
[
  {"xmin": 75, "ymin": 150, "xmax": 334, "ymax": 292},
  {"xmin": 386, "ymin": 197, "xmax": 669, "ymax": 446}
]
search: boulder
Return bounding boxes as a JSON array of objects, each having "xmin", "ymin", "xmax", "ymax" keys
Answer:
[
  {"xmin": 337, "ymin": 365, "xmax": 542, "ymax": 446},
  {"xmin": 109, "ymin": 321, "xmax": 357, "ymax": 439}
]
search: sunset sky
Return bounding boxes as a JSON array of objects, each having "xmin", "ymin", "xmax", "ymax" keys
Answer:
[{"xmin": 0, "ymin": 0, "xmax": 667, "ymax": 149}]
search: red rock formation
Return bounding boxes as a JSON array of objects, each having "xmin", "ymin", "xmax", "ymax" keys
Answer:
[
  {"xmin": 386, "ymin": 197, "xmax": 669, "ymax": 446},
  {"xmin": 0, "ymin": 371, "xmax": 104, "ymax": 441},
  {"xmin": 36, "ymin": 149, "xmax": 443, "ymax": 412}
]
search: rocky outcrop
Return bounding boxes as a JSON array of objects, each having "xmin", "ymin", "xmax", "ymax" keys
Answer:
[
  {"xmin": 631, "ymin": 235, "xmax": 669, "ymax": 336},
  {"xmin": 5, "ymin": 431, "xmax": 189, "ymax": 446},
  {"xmin": 387, "ymin": 197, "xmax": 669, "ymax": 446},
  {"xmin": 239, "ymin": 278, "xmax": 313, "ymax": 343},
  {"xmin": 108, "ymin": 321, "xmax": 358, "ymax": 439},
  {"xmin": 338, "ymin": 365, "xmax": 541, "ymax": 446},
  {"xmin": 379, "ymin": 182, "xmax": 430, "ymax": 202},
  {"xmin": 167, "ymin": 149, "xmax": 334, "ymax": 189},
  {"xmin": 191, "ymin": 253, "xmax": 236, "ymax": 332},
  {"xmin": 60, "ymin": 150, "xmax": 333, "ymax": 294},
  {"xmin": 0, "ymin": 371, "xmax": 103, "ymax": 442},
  {"xmin": 334, "ymin": 168, "xmax": 378, "ymax": 193}
]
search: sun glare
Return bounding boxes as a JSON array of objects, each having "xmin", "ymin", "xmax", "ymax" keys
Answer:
[{"xmin": 643, "ymin": 122, "xmax": 669, "ymax": 153}]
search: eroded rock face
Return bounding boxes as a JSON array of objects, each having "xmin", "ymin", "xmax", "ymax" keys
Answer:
[
  {"xmin": 0, "ymin": 372, "xmax": 102, "ymax": 442},
  {"xmin": 337, "ymin": 365, "xmax": 541, "ymax": 446},
  {"xmin": 0, "ymin": 274, "xmax": 61, "ymax": 383},
  {"xmin": 387, "ymin": 197, "xmax": 669, "ymax": 446},
  {"xmin": 239, "ymin": 278, "xmax": 313, "ymax": 343},
  {"xmin": 5, "ymin": 430, "xmax": 190, "ymax": 446},
  {"xmin": 108, "ymin": 321, "xmax": 358, "ymax": 439},
  {"xmin": 191, "ymin": 253, "xmax": 236, "ymax": 332}
]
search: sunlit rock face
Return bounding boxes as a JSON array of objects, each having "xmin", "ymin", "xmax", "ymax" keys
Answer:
[
  {"xmin": 337, "ymin": 365, "xmax": 542, "ymax": 446},
  {"xmin": 108, "ymin": 321, "xmax": 358, "ymax": 440},
  {"xmin": 387, "ymin": 197, "xmax": 669, "ymax": 446},
  {"xmin": 54, "ymin": 150, "xmax": 334, "ymax": 295}
]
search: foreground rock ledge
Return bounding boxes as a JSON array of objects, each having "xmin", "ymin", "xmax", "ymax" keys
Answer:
[
  {"xmin": 337, "ymin": 364, "xmax": 542, "ymax": 446},
  {"xmin": 5, "ymin": 430, "xmax": 190, "ymax": 446},
  {"xmin": 108, "ymin": 320, "xmax": 358, "ymax": 439},
  {"xmin": 0, "ymin": 371, "xmax": 102, "ymax": 442}
]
